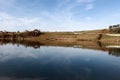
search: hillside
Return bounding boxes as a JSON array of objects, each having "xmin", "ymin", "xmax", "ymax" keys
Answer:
[{"xmin": 0, "ymin": 24, "xmax": 120, "ymax": 43}]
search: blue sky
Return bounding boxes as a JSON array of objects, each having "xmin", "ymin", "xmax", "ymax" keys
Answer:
[{"xmin": 0, "ymin": 0, "xmax": 120, "ymax": 31}]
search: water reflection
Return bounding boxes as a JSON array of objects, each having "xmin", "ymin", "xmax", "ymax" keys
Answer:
[
  {"xmin": 109, "ymin": 48, "xmax": 120, "ymax": 57},
  {"xmin": 0, "ymin": 39, "xmax": 120, "ymax": 80},
  {"xmin": 0, "ymin": 39, "xmax": 41, "ymax": 49},
  {"xmin": 0, "ymin": 39, "xmax": 120, "ymax": 57}
]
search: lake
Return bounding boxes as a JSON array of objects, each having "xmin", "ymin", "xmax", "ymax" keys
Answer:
[{"xmin": 0, "ymin": 41, "xmax": 120, "ymax": 80}]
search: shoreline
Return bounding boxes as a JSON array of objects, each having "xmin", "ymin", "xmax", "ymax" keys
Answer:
[{"xmin": 0, "ymin": 29, "xmax": 120, "ymax": 43}]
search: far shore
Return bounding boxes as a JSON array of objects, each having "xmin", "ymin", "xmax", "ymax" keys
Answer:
[{"xmin": 0, "ymin": 26, "xmax": 120, "ymax": 44}]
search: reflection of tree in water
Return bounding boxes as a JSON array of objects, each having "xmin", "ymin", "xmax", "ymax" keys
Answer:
[
  {"xmin": 0, "ymin": 39, "xmax": 41, "ymax": 49},
  {"xmin": 108, "ymin": 48, "xmax": 120, "ymax": 57},
  {"xmin": 0, "ymin": 39, "xmax": 104, "ymax": 50},
  {"xmin": 0, "ymin": 39, "xmax": 120, "ymax": 57}
]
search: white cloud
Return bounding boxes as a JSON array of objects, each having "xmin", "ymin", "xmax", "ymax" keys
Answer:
[
  {"xmin": 86, "ymin": 0, "xmax": 95, "ymax": 3},
  {"xmin": 85, "ymin": 16, "xmax": 92, "ymax": 20},
  {"xmin": 77, "ymin": 0, "xmax": 94, "ymax": 3},
  {"xmin": 0, "ymin": 0, "xmax": 15, "ymax": 8},
  {"xmin": 76, "ymin": 0, "xmax": 94, "ymax": 11},
  {"xmin": 0, "ymin": 12, "xmax": 40, "ymax": 31},
  {"xmin": 112, "ymin": 13, "xmax": 120, "ymax": 17},
  {"xmin": 0, "ymin": 45, "xmax": 40, "ymax": 62},
  {"xmin": 85, "ymin": 4, "xmax": 94, "ymax": 10},
  {"xmin": 77, "ymin": 0, "xmax": 84, "ymax": 3},
  {"xmin": 39, "ymin": 10, "xmax": 105, "ymax": 31}
]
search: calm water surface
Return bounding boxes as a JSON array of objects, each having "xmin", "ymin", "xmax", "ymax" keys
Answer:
[{"xmin": 0, "ymin": 44, "xmax": 120, "ymax": 80}]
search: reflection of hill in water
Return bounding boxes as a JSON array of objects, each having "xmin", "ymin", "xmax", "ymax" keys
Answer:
[
  {"xmin": 0, "ymin": 39, "xmax": 120, "ymax": 57},
  {"xmin": 109, "ymin": 48, "xmax": 120, "ymax": 57},
  {"xmin": 0, "ymin": 39, "xmax": 41, "ymax": 49}
]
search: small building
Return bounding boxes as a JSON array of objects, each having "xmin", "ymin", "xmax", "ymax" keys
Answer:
[{"xmin": 109, "ymin": 24, "xmax": 120, "ymax": 29}]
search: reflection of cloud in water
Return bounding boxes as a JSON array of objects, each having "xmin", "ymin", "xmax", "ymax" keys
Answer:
[
  {"xmin": 0, "ymin": 44, "xmax": 104, "ymax": 62},
  {"xmin": 0, "ymin": 44, "xmax": 39, "ymax": 62},
  {"xmin": 0, "ymin": 44, "xmax": 120, "ymax": 80},
  {"xmin": 0, "ymin": 43, "xmax": 120, "ymax": 63}
]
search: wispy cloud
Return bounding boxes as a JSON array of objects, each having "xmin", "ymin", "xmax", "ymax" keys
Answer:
[
  {"xmin": 37, "ymin": 0, "xmax": 96, "ymax": 31},
  {"xmin": 77, "ymin": 0, "xmax": 95, "ymax": 3},
  {"xmin": 76, "ymin": 0, "xmax": 94, "ymax": 10},
  {"xmin": 0, "ymin": 45, "xmax": 40, "ymax": 62},
  {"xmin": 39, "ymin": 10, "xmax": 103, "ymax": 31},
  {"xmin": 0, "ymin": 12, "xmax": 39, "ymax": 31},
  {"xmin": 85, "ymin": 3, "xmax": 94, "ymax": 10},
  {"xmin": 0, "ymin": 0, "xmax": 116, "ymax": 31},
  {"xmin": 0, "ymin": 0, "xmax": 16, "ymax": 8},
  {"xmin": 112, "ymin": 13, "xmax": 120, "ymax": 17},
  {"xmin": 85, "ymin": 16, "xmax": 92, "ymax": 20}
]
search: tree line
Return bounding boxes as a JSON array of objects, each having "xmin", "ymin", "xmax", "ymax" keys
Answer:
[{"xmin": 0, "ymin": 29, "xmax": 41, "ymax": 39}]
